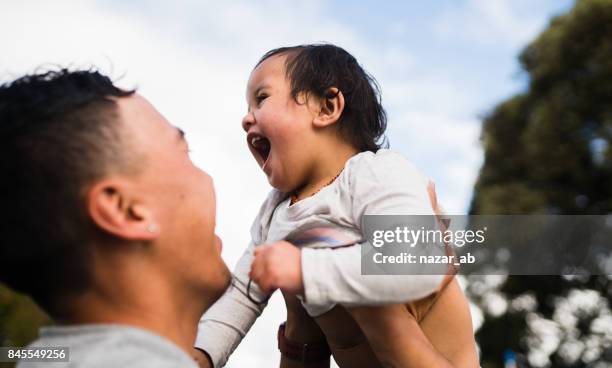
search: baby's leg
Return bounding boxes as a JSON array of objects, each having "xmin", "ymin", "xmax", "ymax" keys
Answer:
[
  {"xmin": 314, "ymin": 306, "xmax": 382, "ymax": 368},
  {"xmin": 281, "ymin": 291, "xmax": 330, "ymax": 368},
  {"xmin": 282, "ymin": 291, "xmax": 382, "ymax": 368}
]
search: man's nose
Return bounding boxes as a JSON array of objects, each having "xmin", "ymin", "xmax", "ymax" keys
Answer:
[{"xmin": 242, "ymin": 112, "xmax": 255, "ymax": 132}]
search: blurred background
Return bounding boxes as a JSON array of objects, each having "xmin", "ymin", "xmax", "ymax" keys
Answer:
[{"xmin": 1, "ymin": 0, "xmax": 611, "ymax": 367}]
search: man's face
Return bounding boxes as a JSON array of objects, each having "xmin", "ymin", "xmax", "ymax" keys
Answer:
[{"xmin": 117, "ymin": 95, "xmax": 230, "ymax": 305}]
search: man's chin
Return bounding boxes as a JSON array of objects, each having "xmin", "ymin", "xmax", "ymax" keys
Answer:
[
  {"xmin": 217, "ymin": 266, "xmax": 232, "ymax": 295},
  {"xmin": 221, "ymin": 265, "xmax": 231, "ymax": 286},
  {"xmin": 197, "ymin": 268, "xmax": 231, "ymax": 311},
  {"xmin": 205, "ymin": 268, "xmax": 231, "ymax": 307}
]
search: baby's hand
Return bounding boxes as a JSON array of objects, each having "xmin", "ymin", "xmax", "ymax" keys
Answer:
[{"xmin": 250, "ymin": 240, "xmax": 304, "ymax": 296}]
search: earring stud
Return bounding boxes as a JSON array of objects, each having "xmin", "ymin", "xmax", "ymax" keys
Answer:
[{"xmin": 147, "ymin": 224, "xmax": 157, "ymax": 233}]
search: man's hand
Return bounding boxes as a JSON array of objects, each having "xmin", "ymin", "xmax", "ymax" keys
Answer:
[
  {"xmin": 192, "ymin": 348, "xmax": 213, "ymax": 368},
  {"xmin": 250, "ymin": 240, "xmax": 304, "ymax": 295}
]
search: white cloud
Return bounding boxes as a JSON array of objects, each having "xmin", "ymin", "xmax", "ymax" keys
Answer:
[
  {"xmin": 388, "ymin": 109, "xmax": 483, "ymax": 213},
  {"xmin": 433, "ymin": 0, "xmax": 552, "ymax": 48}
]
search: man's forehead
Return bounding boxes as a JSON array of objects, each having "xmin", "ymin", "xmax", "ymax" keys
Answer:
[
  {"xmin": 117, "ymin": 94, "xmax": 153, "ymax": 114},
  {"xmin": 116, "ymin": 94, "xmax": 178, "ymax": 143},
  {"xmin": 117, "ymin": 94, "xmax": 164, "ymax": 125}
]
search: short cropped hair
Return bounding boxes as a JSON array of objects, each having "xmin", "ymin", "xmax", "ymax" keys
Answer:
[
  {"xmin": 257, "ymin": 44, "xmax": 388, "ymax": 152},
  {"xmin": 0, "ymin": 69, "xmax": 135, "ymax": 317}
]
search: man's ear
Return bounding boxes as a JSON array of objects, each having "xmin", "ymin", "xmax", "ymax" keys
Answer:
[
  {"xmin": 313, "ymin": 87, "xmax": 345, "ymax": 128},
  {"xmin": 87, "ymin": 179, "xmax": 158, "ymax": 241}
]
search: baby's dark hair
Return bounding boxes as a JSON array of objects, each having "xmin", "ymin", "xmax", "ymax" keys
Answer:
[{"xmin": 257, "ymin": 44, "xmax": 388, "ymax": 152}]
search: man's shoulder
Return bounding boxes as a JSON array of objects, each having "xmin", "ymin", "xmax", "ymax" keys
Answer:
[{"xmin": 17, "ymin": 325, "xmax": 197, "ymax": 368}]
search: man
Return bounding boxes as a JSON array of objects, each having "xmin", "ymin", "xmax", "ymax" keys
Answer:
[{"xmin": 0, "ymin": 69, "xmax": 231, "ymax": 367}]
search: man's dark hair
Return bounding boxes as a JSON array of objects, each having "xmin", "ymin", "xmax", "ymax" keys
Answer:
[
  {"xmin": 0, "ymin": 69, "xmax": 135, "ymax": 317},
  {"xmin": 257, "ymin": 44, "xmax": 388, "ymax": 152}
]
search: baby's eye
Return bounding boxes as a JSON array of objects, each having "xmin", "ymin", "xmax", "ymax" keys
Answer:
[{"xmin": 256, "ymin": 94, "xmax": 268, "ymax": 104}]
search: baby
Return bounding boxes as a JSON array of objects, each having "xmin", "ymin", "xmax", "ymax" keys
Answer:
[{"xmin": 195, "ymin": 44, "xmax": 478, "ymax": 368}]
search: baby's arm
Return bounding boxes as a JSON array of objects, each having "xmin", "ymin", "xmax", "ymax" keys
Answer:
[
  {"xmin": 250, "ymin": 240, "xmax": 445, "ymax": 305},
  {"xmin": 302, "ymin": 244, "xmax": 445, "ymax": 306},
  {"xmin": 194, "ymin": 242, "xmax": 269, "ymax": 368}
]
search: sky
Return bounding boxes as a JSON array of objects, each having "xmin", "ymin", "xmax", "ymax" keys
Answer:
[{"xmin": 1, "ymin": 0, "xmax": 574, "ymax": 366}]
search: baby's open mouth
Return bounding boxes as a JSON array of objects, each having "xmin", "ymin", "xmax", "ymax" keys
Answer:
[{"xmin": 247, "ymin": 132, "xmax": 271, "ymax": 164}]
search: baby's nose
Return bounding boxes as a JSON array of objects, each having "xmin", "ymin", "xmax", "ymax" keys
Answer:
[{"xmin": 242, "ymin": 112, "xmax": 255, "ymax": 132}]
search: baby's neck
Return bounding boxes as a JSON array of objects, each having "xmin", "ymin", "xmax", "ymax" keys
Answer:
[{"xmin": 293, "ymin": 142, "xmax": 358, "ymax": 202}]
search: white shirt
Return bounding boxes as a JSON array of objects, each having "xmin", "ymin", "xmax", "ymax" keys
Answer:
[
  {"xmin": 195, "ymin": 149, "xmax": 445, "ymax": 367},
  {"xmin": 19, "ymin": 325, "xmax": 197, "ymax": 368}
]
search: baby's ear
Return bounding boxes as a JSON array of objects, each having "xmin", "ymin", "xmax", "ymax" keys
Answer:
[{"xmin": 313, "ymin": 87, "xmax": 345, "ymax": 128}]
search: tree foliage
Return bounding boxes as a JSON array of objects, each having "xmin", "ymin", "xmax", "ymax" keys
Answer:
[{"xmin": 470, "ymin": 1, "xmax": 612, "ymax": 366}]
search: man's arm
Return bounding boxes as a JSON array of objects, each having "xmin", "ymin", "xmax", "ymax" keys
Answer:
[
  {"xmin": 349, "ymin": 304, "xmax": 454, "ymax": 368},
  {"xmin": 348, "ymin": 278, "xmax": 479, "ymax": 368},
  {"xmin": 194, "ymin": 242, "xmax": 269, "ymax": 368}
]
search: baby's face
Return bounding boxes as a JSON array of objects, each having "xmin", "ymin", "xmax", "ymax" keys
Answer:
[{"xmin": 242, "ymin": 54, "xmax": 320, "ymax": 192}]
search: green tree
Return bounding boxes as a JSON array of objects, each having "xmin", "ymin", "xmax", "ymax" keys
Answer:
[
  {"xmin": 0, "ymin": 285, "xmax": 50, "ymax": 368},
  {"xmin": 469, "ymin": 0, "xmax": 612, "ymax": 366}
]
